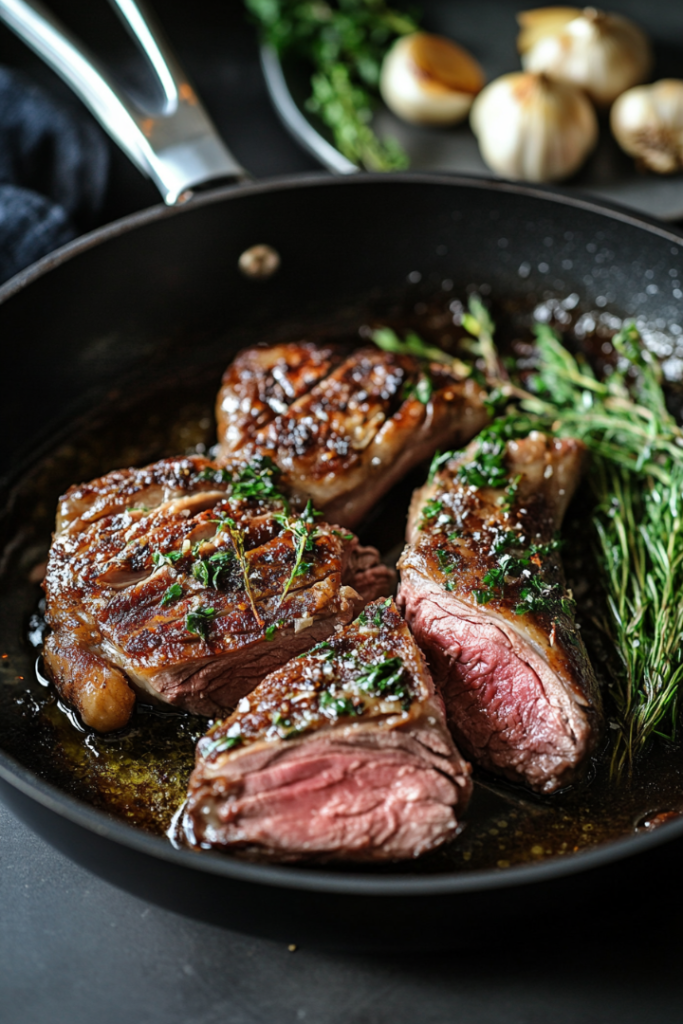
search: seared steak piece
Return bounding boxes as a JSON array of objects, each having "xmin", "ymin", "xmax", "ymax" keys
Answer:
[
  {"xmin": 216, "ymin": 342, "xmax": 489, "ymax": 528},
  {"xmin": 398, "ymin": 429, "xmax": 602, "ymax": 793},
  {"xmin": 184, "ymin": 599, "xmax": 471, "ymax": 862},
  {"xmin": 43, "ymin": 455, "xmax": 394, "ymax": 732}
]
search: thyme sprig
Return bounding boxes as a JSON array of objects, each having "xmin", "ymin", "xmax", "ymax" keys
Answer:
[
  {"xmin": 211, "ymin": 514, "xmax": 264, "ymax": 628},
  {"xmin": 245, "ymin": 0, "xmax": 417, "ymax": 171},
  {"xmin": 518, "ymin": 321, "xmax": 683, "ymax": 773},
  {"xmin": 274, "ymin": 500, "xmax": 323, "ymax": 605}
]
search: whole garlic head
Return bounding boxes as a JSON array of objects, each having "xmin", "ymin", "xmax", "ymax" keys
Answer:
[
  {"xmin": 611, "ymin": 80, "xmax": 683, "ymax": 175},
  {"xmin": 380, "ymin": 32, "xmax": 485, "ymax": 126},
  {"xmin": 470, "ymin": 71, "xmax": 598, "ymax": 182},
  {"xmin": 518, "ymin": 6, "xmax": 652, "ymax": 106}
]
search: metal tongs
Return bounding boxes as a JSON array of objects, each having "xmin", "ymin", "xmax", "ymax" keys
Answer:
[{"xmin": 0, "ymin": 0, "xmax": 247, "ymax": 203}]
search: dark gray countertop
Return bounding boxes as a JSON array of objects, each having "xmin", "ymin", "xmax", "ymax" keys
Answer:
[{"xmin": 1, "ymin": 3, "xmax": 682, "ymax": 1021}]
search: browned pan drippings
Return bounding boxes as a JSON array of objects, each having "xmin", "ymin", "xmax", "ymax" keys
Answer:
[{"xmin": 2, "ymin": 292, "xmax": 683, "ymax": 875}]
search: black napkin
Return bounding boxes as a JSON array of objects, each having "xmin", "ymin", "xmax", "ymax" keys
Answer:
[{"xmin": 0, "ymin": 66, "xmax": 109, "ymax": 284}]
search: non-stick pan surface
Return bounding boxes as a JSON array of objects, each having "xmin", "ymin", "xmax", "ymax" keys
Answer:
[{"xmin": 2, "ymin": 173, "xmax": 683, "ymax": 947}]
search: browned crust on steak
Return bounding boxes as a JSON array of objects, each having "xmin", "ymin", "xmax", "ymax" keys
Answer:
[
  {"xmin": 42, "ymin": 455, "xmax": 395, "ymax": 731},
  {"xmin": 216, "ymin": 342, "xmax": 489, "ymax": 527}
]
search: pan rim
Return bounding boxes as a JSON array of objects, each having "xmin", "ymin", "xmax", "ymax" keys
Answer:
[
  {"xmin": 2, "ymin": 170, "xmax": 683, "ymax": 896},
  {"xmin": 1, "ymin": 170, "xmax": 683, "ymax": 305},
  {"xmin": 2, "ymin": 740, "xmax": 683, "ymax": 895}
]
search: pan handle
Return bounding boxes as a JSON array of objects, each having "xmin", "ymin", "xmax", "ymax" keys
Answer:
[{"xmin": 0, "ymin": 0, "xmax": 249, "ymax": 203}]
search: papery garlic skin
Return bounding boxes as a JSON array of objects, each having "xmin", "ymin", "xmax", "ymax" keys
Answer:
[
  {"xmin": 380, "ymin": 32, "xmax": 485, "ymax": 126},
  {"xmin": 611, "ymin": 80, "xmax": 683, "ymax": 175},
  {"xmin": 470, "ymin": 71, "xmax": 598, "ymax": 182},
  {"xmin": 519, "ymin": 7, "xmax": 652, "ymax": 106}
]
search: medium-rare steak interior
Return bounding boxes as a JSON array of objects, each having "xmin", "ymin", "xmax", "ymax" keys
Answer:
[
  {"xmin": 216, "ymin": 341, "xmax": 489, "ymax": 528},
  {"xmin": 183, "ymin": 599, "xmax": 472, "ymax": 862},
  {"xmin": 399, "ymin": 428, "xmax": 603, "ymax": 793},
  {"xmin": 42, "ymin": 455, "xmax": 394, "ymax": 732}
]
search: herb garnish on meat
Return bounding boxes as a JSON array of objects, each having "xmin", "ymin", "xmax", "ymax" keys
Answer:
[
  {"xmin": 186, "ymin": 606, "xmax": 216, "ymax": 641},
  {"xmin": 274, "ymin": 500, "xmax": 323, "ymax": 605}
]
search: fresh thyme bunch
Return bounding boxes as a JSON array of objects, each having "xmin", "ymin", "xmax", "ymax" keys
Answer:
[
  {"xmin": 244, "ymin": 0, "xmax": 417, "ymax": 170},
  {"xmin": 520, "ymin": 322, "xmax": 683, "ymax": 774}
]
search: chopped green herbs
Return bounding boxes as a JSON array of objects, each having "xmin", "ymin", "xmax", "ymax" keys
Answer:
[
  {"xmin": 501, "ymin": 474, "xmax": 522, "ymax": 511},
  {"xmin": 198, "ymin": 466, "xmax": 232, "ymax": 484},
  {"xmin": 208, "ymin": 734, "xmax": 242, "ymax": 755},
  {"xmin": 493, "ymin": 530, "xmax": 518, "ymax": 554},
  {"xmin": 436, "ymin": 548, "xmax": 459, "ymax": 585},
  {"xmin": 192, "ymin": 560, "xmax": 210, "ymax": 587},
  {"xmin": 419, "ymin": 498, "xmax": 445, "ymax": 529},
  {"xmin": 428, "ymin": 449, "xmax": 455, "ymax": 483},
  {"xmin": 332, "ymin": 530, "xmax": 354, "ymax": 540},
  {"xmin": 230, "ymin": 455, "xmax": 287, "ymax": 506},
  {"xmin": 265, "ymin": 619, "xmax": 284, "ymax": 641},
  {"xmin": 186, "ymin": 606, "xmax": 216, "ymax": 641},
  {"xmin": 152, "ymin": 549, "xmax": 183, "ymax": 567},
  {"xmin": 319, "ymin": 691, "xmax": 360, "ymax": 717},
  {"xmin": 457, "ymin": 427, "xmax": 509, "ymax": 490},
  {"xmin": 356, "ymin": 655, "xmax": 410, "ymax": 708},
  {"xmin": 514, "ymin": 576, "xmax": 555, "ymax": 615},
  {"xmin": 160, "ymin": 582, "xmax": 183, "ymax": 607}
]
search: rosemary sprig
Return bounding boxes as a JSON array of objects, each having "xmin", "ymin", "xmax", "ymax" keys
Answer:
[
  {"xmin": 371, "ymin": 326, "xmax": 473, "ymax": 380},
  {"xmin": 518, "ymin": 321, "xmax": 683, "ymax": 773},
  {"xmin": 461, "ymin": 295, "xmax": 504, "ymax": 380},
  {"xmin": 244, "ymin": 0, "xmax": 417, "ymax": 171}
]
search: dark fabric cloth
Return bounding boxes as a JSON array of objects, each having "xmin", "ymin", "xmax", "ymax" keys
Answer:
[{"xmin": 0, "ymin": 67, "xmax": 109, "ymax": 284}]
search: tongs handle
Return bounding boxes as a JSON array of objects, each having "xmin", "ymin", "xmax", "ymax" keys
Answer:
[{"xmin": 0, "ymin": 0, "xmax": 248, "ymax": 203}]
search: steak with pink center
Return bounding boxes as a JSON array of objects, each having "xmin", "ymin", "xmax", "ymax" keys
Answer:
[
  {"xmin": 183, "ymin": 599, "xmax": 471, "ymax": 862},
  {"xmin": 399, "ymin": 429, "xmax": 603, "ymax": 793}
]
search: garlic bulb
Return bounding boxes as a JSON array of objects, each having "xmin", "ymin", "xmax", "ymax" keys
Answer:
[
  {"xmin": 518, "ymin": 7, "xmax": 652, "ymax": 106},
  {"xmin": 470, "ymin": 71, "xmax": 598, "ymax": 182},
  {"xmin": 611, "ymin": 80, "xmax": 683, "ymax": 174},
  {"xmin": 380, "ymin": 32, "xmax": 485, "ymax": 126}
]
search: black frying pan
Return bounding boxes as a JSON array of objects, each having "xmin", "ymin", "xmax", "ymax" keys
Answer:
[{"xmin": 1, "ymin": 1, "xmax": 683, "ymax": 951}]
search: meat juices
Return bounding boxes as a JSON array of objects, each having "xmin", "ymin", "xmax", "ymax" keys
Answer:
[
  {"xmin": 184, "ymin": 599, "xmax": 471, "ymax": 862},
  {"xmin": 216, "ymin": 342, "xmax": 489, "ymax": 528},
  {"xmin": 399, "ymin": 431, "xmax": 603, "ymax": 794},
  {"xmin": 42, "ymin": 456, "xmax": 394, "ymax": 732}
]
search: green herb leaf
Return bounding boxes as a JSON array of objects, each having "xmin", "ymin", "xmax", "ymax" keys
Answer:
[
  {"xmin": 198, "ymin": 466, "xmax": 232, "ymax": 484},
  {"xmin": 192, "ymin": 560, "xmax": 210, "ymax": 587},
  {"xmin": 207, "ymin": 734, "xmax": 242, "ymax": 755},
  {"xmin": 186, "ymin": 606, "xmax": 216, "ymax": 641},
  {"xmin": 152, "ymin": 549, "xmax": 183, "ymax": 567},
  {"xmin": 265, "ymin": 619, "xmax": 284, "ymax": 641},
  {"xmin": 319, "ymin": 691, "xmax": 361, "ymax": 718},
  {"xmin": 355, "ymin": 655, "xmax": 411, "ymax": 708},
  {"xmin": 160, "ymin": 582, "xmax": 183, "ymax": 607}
]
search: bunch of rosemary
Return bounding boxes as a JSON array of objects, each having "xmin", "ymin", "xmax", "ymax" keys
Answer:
[
  {"xmin": 373, "ymin": 297, "xmax": 683, "ymax": 772},
  {"xmin": 519, "ymin": 322, "xmax": 683, "ymax": 774},
  {"xmin": 244, "ymin": 0, "xmax": 417, "ymax": 170}
]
